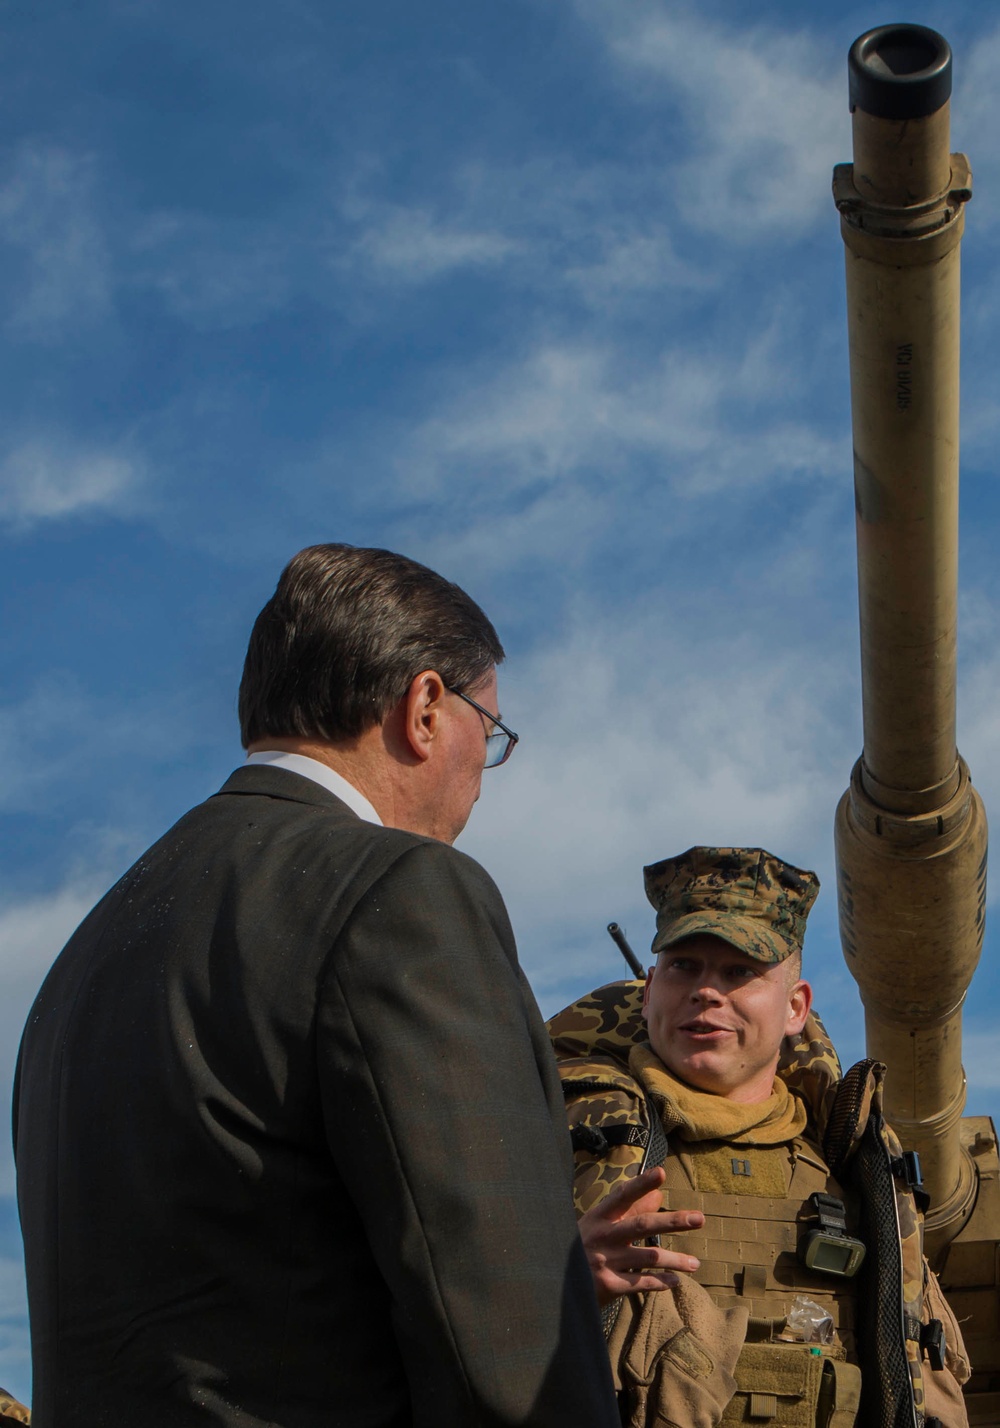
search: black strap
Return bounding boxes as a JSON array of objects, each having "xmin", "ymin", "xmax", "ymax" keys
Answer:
[
  {"xmin": 892, "ymin": 1151, "xmax": 931, "ymax": 1213},
  {"xmin": 920, "ymin": 1319, "xmax": 946, "ymax": 1374},
  {"xmin": 588, "ymin": 1092, "xmax": 669, "ymax": 1343},
  {"xmin": 825, "ymin": 1062, "xmax": 919, "ymax": 1428},
  {"xmin": 570, "ymin": 1121, "xmax": 650, "ymax": 1156},
  {"xmin": 811, "ymin": 1191, "xmax": 850, "ymax": 1235},
  {"xmin": 642, "ymin": 1095, "xmax": 669, "ymax": 1173}
]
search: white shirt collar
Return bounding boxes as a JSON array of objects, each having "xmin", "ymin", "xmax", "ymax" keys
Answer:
[{"xmin": 245, "ymin": 751, "xmax": 383, "ymax": 825}]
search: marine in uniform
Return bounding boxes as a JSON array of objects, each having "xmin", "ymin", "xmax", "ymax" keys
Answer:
[{"xmin": 549, "ymin": 847, "xmax": 971, "ymax": 1428}]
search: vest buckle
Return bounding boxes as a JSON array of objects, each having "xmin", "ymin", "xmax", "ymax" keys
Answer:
[{"xmin": 799, "ymin": 1192, "xmax": 867, "ymax": 1279}]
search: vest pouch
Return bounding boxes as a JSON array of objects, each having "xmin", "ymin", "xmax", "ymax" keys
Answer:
[
  {"xmin": 817, "ymin": 1358, "xmax": 862, "ymax": 1428},
  {"xmin": 721, "ymin": 1344, "xmax": 860, "ymax": 1428},
  {"xmin": 611, "ymin": 1278, "xmax": 749, "ymax": 1428}
]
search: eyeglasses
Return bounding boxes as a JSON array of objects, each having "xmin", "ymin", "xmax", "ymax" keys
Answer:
[{"xmin": 447, "ymin": 687, "xmax": 519, "ymax": 768}]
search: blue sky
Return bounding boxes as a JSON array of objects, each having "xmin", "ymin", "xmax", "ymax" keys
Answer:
[{"xmin": 4, "ymin": 0, "xmax": 1000, "ymax": 1405}]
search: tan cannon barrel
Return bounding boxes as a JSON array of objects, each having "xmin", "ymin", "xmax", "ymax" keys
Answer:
[{"xmin": 832, "ymin": 24, "xmax": 988, "ymax": 1256}]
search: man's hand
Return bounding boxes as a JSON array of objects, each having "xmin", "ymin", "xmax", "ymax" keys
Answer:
[{"xmin": 578, "ymin": 1167, "xmax": 704, "ymax": 1307}]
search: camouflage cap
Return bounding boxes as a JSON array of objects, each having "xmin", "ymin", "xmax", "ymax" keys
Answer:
[{"xmin": 643, "ymin": 846, "xmax": 819, "ymax": 965}]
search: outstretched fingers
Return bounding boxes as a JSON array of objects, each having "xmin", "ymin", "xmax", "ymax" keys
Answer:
[
  {"xmin": 591, "ymin": 1166, "xmax": 669, "ymax": 1222},
  {"xmin": 578, "ymin": 1167, "xmax": 705, "ymax": 1306}
]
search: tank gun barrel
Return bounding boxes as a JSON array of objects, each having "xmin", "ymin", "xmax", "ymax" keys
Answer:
[{"xmin": 833, "ymin": 25, "xmax": 988, "ymax": 1257}]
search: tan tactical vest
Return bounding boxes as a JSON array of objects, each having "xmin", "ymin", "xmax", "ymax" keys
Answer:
[
  {"xmin": 585, "ymin": 1104, "xmax": 865, "ymax": 1428},
  {"xmin": 656, "ymin": 1136, "xmax": 860, "ymax": 1360}
]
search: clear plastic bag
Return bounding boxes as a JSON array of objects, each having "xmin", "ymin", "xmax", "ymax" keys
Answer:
[{"xmin": 780, "ymin": 1295, "xmax": 834, "ymax": 1345}]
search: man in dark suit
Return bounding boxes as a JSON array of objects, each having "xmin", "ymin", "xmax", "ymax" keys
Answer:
[{"xmin": 14, "ymin": 544, "xmax": 621, "ymax": 1428}]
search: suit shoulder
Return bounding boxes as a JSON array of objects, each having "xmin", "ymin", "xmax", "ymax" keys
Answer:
[
  {"xmin": 364, "ymin": 831, "xmax": 504, "ymax": 903},
  {"xmin": 319, "ymin": 833, "xmax": 517, "ymax": 997}
]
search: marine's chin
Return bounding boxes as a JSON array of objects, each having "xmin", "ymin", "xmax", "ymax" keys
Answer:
[{"xmin": 661, "ymin": 1053, "xmax": 734, "ymax": 1098}]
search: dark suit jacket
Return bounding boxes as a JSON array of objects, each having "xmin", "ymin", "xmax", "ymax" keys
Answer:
[{"xmin": 14, "ymin": 765, "xmax": 617, "ymax": 1427}]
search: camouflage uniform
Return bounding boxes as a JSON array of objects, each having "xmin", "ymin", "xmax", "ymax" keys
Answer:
[
  {"xmin": 0, "ymin": 1387, "xmax": 30, "ymax": 1424},
  {"xmin": 549, "ymin": 848, "xmax": 970, "ymax": 1428}
]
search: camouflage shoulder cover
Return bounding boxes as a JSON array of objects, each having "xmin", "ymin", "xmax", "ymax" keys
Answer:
[
  {"xmin": 559, "ymin": 1052, "xmax": 653, "ymax": 1214},
  {"xmin": 0, "ymin": 1387, "xmax": 30, "ymax": 1424}
]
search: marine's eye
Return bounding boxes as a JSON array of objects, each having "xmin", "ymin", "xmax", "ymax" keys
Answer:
[{"xmin": 667, "ymin": 956, "xmax": 698, "ymax": 974}]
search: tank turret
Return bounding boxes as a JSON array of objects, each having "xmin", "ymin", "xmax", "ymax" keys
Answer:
[{"xmin": 833, "ymin": 25, "xmax": 1000, "ymax": 1416}]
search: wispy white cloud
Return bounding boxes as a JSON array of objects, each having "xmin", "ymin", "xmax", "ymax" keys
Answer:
[
  {"xmin": 0, "ymin": 21, "xmax": 841, "ymax": 359},
  {"xmin": 573, "ymin": 2, "xmax": 847, "ymax": 240},
  {"xmin": 116, "ymin": 185, "xmax": 523, "ymax": 333},
  {"xmin": 399, "ymin": 331, "xmax": 842, "ymax": 502},
  {"xmin": 0, "ymin": 677, "xmax": 227, "ymax": 816},
  {"xmin": 957, "ymin": 601, "xmax": 1000, "ymax": 906},
  {"xmin": 0, "ymin": 873, "xmax": 115, "ymax": 1196},
  {"xmin": 325, "ymin": 140, "xmax": 746, "ymax": 328},
  {"xmin": 347, "ymin": 202, "xmax": 520, "ymax": 281},
  {"xmin": 0, "ymin": 1252, "xmax": 28, "ymax": 1327},
  {"xmin": 0, "ymin": 882, "xmax": 105, "ymax": 983},
  {"xmin": 0, "ymin": 143, "xmax": 110, "ymax": 338},
  {"xmin": 945, "ymin": 29, "xmax": 1000, "ymax": 457},
  {"xmin": 955, "ymin": 26, "xmax": 1000, "ymax": 231},
  {"xmin": 453, "ymin": 565, "xmax": 999, "ymax": 1033},
  {"xmin": 562, "ymin": 225, "xmax": 714, "ymax": 310},
  {"xmin": 406, "ymin": 484, "xmax": 617, "ymax": 586},
  {"xmin": 128, "ymin": 212, "xmax": 294, "ymax": 331},
  {"xmin": 0, "ymin": 440, "xmax": 139, "ymax": 527},
  {"xmin": 0, "ymin": 680, "xmax": 101, "ymax": 811},
  {"xmin": 459, "ymin": 601, "xmax": 854, "ymax": 1004}
]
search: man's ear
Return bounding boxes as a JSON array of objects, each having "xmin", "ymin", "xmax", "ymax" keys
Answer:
[
  {"xmin": 402, "ymin": 670, "xmax": 447, "ymax": 762},
  {"xmin": 786, "ymin": 978, "xmax": 813, "ymax": 1038},
  {"xmin": 641, "ymin": 963, "xmax": 656, "ymax": 1017}
]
